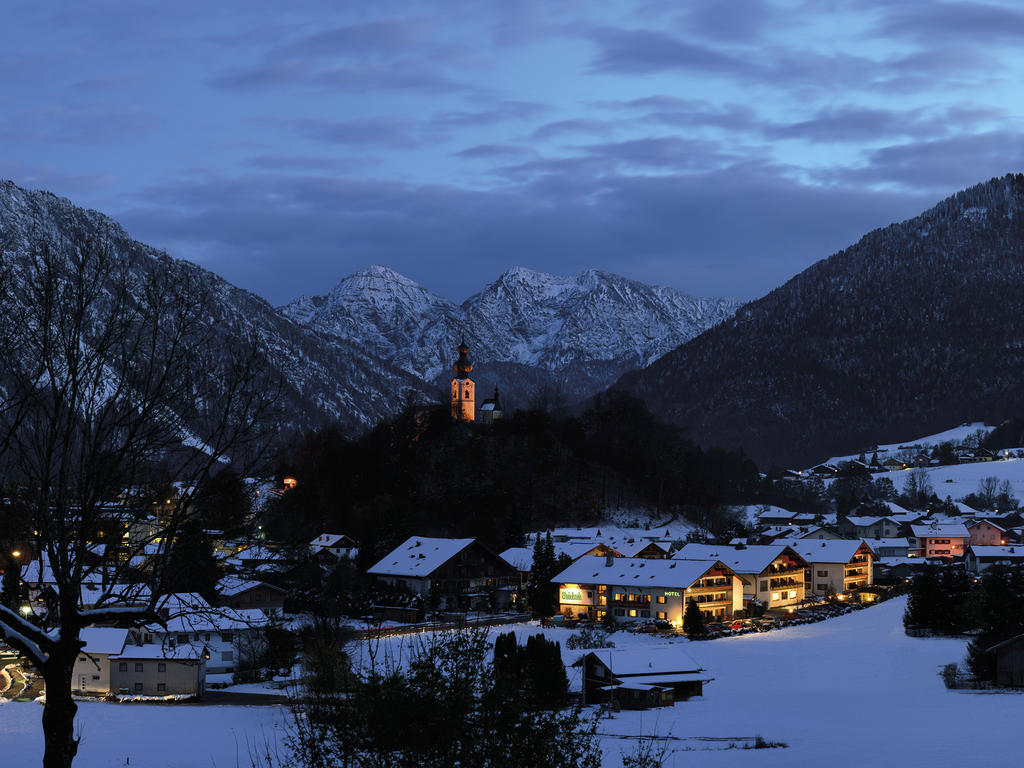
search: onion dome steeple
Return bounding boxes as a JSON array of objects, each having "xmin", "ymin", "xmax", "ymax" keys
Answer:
[{"xmin": 453, "ymin": 335, "xmax": 473, "ymax": 380}]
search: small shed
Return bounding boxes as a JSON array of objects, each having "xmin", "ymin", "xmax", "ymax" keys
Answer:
[{"xmin": 988, "ymin": 634, "xmax": 1024, "ymax": 687}]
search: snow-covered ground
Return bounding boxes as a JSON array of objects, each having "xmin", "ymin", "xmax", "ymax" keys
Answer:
[
  {"xmin": 875, "ymin": 457, "xmax": 1024, "ymax": 504},
  {"xmin": 2, "ymin": 598, "xmax": 1021, "ymax": 767},
  {"xmin": 822, "ymin": 421, "xmax": 994, "ymax": 466}
]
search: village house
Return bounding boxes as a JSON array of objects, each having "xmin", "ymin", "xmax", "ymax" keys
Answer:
[
  {"xmin": 965, "ymin": 545, "xmax": 1024, "ymax": 573},
  {"xmin": 73, "ymin": 627, "xmax": 206, "ymax": 697},
  {"xmin": 868, "ymin": 538, "xmax": 911, "ymax": 559},
  {"xmin": 144, "ymin": 593, "xmax": 269, "ymax": 676},
  {"xmin": 575, "ymin": 646, "xmax": 713, "ymax": 706},
  {"xmin": 309, "ymin": 532, "xmax": 358, "ymax": 560},
  {"xmin": 967, "ymin": 519, "xmax": 1007, "ymax": 547},
  {"xmin": 908, "ymin": 523, "xmax": 969, "ymax": 559},
  {"xmin": 791, "ymin": 540, "xmax": 875, "ymax": 597},
  {"xmin": 838, "ymin": 515, "xmax": 902, "ymax": 539},
  {"xmin": 367, "ymin": 536, "xmax": 518, "ymax": 610},
  {"xmin": 216, "ymin": 574, "xmax": 286, "ymax": 612},
  {"xmin": 551, "ymin": 555, "xmax": 742, "ymax": 624},
  {"xmin": 673, "ymin": 544, "xmax": 808, "ymax": 611}
]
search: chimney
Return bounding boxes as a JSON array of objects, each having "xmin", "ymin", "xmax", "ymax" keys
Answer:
[{"xmin": 605, "ymin": 554, "xmax": 614, "ymax": 567}]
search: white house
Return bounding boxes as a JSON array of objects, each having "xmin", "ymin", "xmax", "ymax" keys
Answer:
[
  {"xmin": 551, "ymin": 555, "xmax": 743, "ymax": 624},
  {"xmin": 790, "ymin": 540, "xmax": 875, "ymax": 596},
  {"xmin": 673, "ymin": 544, "xmax": 808, "ymax": 610}
]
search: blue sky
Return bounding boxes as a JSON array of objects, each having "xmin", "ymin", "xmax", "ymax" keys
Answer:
[{"xmin": 4, "ymin": 0, "xmax": 1023, "ymax": 305}]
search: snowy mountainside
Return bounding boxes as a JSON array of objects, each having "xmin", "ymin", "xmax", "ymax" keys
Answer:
[
  {"xmin": 281, "ymin": 265, "xmax": 740, "ymax": 404},
  {"xmin": 0, "ymin": 180, "xmax": 434, "ymax": 440}
]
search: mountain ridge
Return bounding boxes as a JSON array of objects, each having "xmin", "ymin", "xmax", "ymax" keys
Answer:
[{"xmin": 614, "ymin": 173, "xmax": 1024, "ymax": 468}]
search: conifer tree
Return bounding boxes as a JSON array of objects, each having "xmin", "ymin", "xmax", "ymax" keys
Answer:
[{"xmin": 683, "ymin": 598, "xmax": 705, "ymax": 636}]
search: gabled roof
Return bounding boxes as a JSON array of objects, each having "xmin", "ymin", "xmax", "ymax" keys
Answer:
[
  {"xmin": 790, "ymin": 540, "xmax": 875, "ymax": 564},
  {"xmin": 500, "ymin": 546, "xmax": 532, "ymax": 572},
  {"xmin": 367, "ymin": 536, "xmax": 476, "ymax": 578},
  {"xmin": 80, "ymin": 627, "xmax": 129, "ymax": 656},
  {"xmin": 551, "ymin": 555, "xmax": 730, "ymax": 589},
  {"xmin": 967, "ymin": 545, "xmax": 1024, "ymax": 560},
  {"xmin": 967, "ymin": 519, "xmax": 1007, "ymax": 532},
  {"xmin": 580, "ymin": 646, "xmax": 706, "ymax": 676},
  {"xmin": 672, "ymin": 544, "xmax": 804, "ymax": 574},
  {"xmin": 843, "ymin": 516, "xmax": 896, "ymax": 527},
  {"xmin": 310, "ymin": 533, "xmax": 355, "ymax": 549},
  {"xmin": 911, "ymin": 523, "xmax": 970, "ymax": 538},
  {"xmin": 113, "ymin": 642, "xmax": 204, "ymax": 661},
  {"xmin": 217, "ymin": 575, "xmax": 286, "ymax": 597}
]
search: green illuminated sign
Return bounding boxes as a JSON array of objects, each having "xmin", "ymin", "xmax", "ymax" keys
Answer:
[
  {"xmin": 664, "ymin": 590, "xmax": 680, "ymax": 597},
  {"xmin": 560, "ymin": 589, "xmax": 583, "ymax": 602}
]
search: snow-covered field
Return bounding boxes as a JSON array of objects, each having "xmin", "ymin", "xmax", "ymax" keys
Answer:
[
  {"xmin": 2, "ymin": 598, "xmax": 1021, "ymax": 767},
  {"xmin": 822, "ymin": 421, "xmax": 994, "ymax": 466},
  {"xmin": 875, "ymin": 457, "xmax": 1024, "ymax": 503}
]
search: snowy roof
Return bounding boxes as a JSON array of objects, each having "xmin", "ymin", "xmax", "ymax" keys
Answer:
[
  {"xmin": 790, "ymin": 540, "xmax": 874, "ymax": 564},
  {"xmin": 673, "ymin": 544, "xmax": 802, "ymax": 574},
  {"xmin": 911, "ymin": 523, "xmax": 970, "ymax": 538},
  {"xmin": 217, "ymin": 575, "xmax": 285, "ymax": 597},
  {"xmin": 310, "ymin": 533, "xmax": 354, "ymax": 548},
  {"xmin": 367, "ymin": 536, "xmax": 476, "ymax": 577},
  {"xmin": 967, "ymin": 519, "xmax": 1007, "ymax": 532},
  {"xmin": 968, "ymin": 546, "xmax": 1024, "ymax": 560},
  {"xmin": 611, "ymin": 540, "xmax": 671, "ymax": 557},
  {"xmin": 552, "ymin": 555, "xmax": 727, "ymax": 589},
  {"xmin": 866, "ymin": 538, "xmax": 910, "ymax": 548},
  {"xmin": 80, "ymin": 627, "xmax": 129, "ymax": 656},
  {"xmin": 151, "ymin": 593, "xmax": 268, "ymax": 632},
  {"xmin": 500, "ymin": 547, "xmax": 532, "ymax": 571},
  {"xmin": 113, "ymin": 643, "xmax": 204, "ymax": 661},
  {"xmin": 843, "ymin": 516, "xmax": 894, "ymax": 527},
  {"xmin": 582, "ymin": 646, "xmax": 706, "ymax": 676}
]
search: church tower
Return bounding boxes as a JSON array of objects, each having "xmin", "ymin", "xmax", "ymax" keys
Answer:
[{"xmin": 451, "ymin": 336, "xmax": 475, "ymax": 422}]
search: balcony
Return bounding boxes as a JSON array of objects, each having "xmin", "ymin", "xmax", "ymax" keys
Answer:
[{"xmin": 770, "ymin": 577, "xmax": 802, "ymax": 590}]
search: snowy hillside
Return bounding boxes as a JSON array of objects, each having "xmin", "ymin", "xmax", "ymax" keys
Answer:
[
  {"xmin": 0, "ymin": 180, "xmax": 435, "ymax": 439},
  {"xmin": 282, "ymin": 265, "xmax": 740, "ymax": 404}
]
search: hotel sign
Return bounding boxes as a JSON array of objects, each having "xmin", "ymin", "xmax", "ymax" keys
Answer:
[
  {"xmin": 560, "ymin": 588, "xmax": 584, "ymax": 602},
  {"xmin": 664, "ymin": 590, "xmax": 680, "ymax": 597}
]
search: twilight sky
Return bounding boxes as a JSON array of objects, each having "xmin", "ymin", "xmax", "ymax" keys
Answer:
[{"xmin": 4, "ymin": 1, "xmax": 1024, "ymax": 305}]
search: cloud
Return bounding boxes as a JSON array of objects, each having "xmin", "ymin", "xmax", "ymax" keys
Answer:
[
  {"xmin": 208, "ymin": 16, "xmax": 479, "ymax": 95},
  {"xmin": 453, "ymin": 144, "xmax": 537, "ymax": 161},
  {"xmin": 115, "ymin": 159, "xmax": 936, "ymax": 308},
  {"xmin": 285, "ymin": 117, "xmax": 422, "ymax": 148},
  {"xmin": 820, "ymin": 131, "xmax": 1024, "ymax": 191},
  {"xmin": 877, "ymin": 2, "xmax": 1024, "ymax": 44},
  {"xmin": 529, "ymin": 118, "xmax": 620, "ymax": 141},
  {"xmin": 431, "ymin": 100, "xmax": 550, "ymax": 128},
  {"xmin": 0, "ymin": 102, "xmax": 152, "ymax": 144},
  {"xmin": 586, "ymin": 27, "xmax": 758, "ymax": 76}
]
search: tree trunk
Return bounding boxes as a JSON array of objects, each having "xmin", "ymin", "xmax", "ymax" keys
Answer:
[{"xmin": 42, "ymin": 654, "xmax": 79, "ymax": 768}]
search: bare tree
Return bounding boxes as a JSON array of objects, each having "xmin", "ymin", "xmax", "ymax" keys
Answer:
[
  {"xmin": 0, "ymin": 238, "xmax": 281, "ymax": 768},
  {"xmin": 902, "ymin": 469, "xmax": 934, "ymax": 510}
]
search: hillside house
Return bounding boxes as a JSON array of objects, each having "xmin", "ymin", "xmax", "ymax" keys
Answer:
[
  {"xmin": 551, "ymin": 555, "xmax": 742, "ymax": 624},
  {"xmin": 967, "ymin": 520, "xmax": 1007, "ymax": 547},
  {"xmin": 839, "ymin": 515, "xmax": 901, "ymax": 539},
  {"xmin": 576, "ymin": 646, "xmax": 713, "ymax": 704},
  {"xmin": 868, "ymin": 538, "xmax": 910, "ymax": 558},
  {"xmin": 216, "ymin": 575, "xmax": 286, "ymax": 612},
  {"xmin": 73, "ymin": 627, "xmax": 206, "ymax": 697},
  {"xmin": 309, "ymin": 533, "xmax": 358, "ymax": 560},
  {"xmin": 909, "ymin": 523, "xmax": 969, "ymax": 559},
  {"xmin": 367, "ymin": 536, "xmax": 518, "ymax": 610},
  {"xmin": 673, "ymin": 544, "xmax": 808, "ymax": 611},
  {"xmin": 791, "ymin": 540, "xmax": 875, "ymax": 596},
  {"xmin": 965, "ymin": 545, "xmax": 1024, "ymax": 573}
]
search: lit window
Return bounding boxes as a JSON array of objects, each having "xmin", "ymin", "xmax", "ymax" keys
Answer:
[
  {"xmin": 656, "ymin": 611, "xmax": 667, "ymax": 620},
  {"xmin": 628, "ymin": 609, "xmax": 637, "ymax": 617},
  {"xmin": 771, "ymin": 592, "xmax": 780, "ymax": 601},
  {"xmin": 788, "ymin": 590, "xmax": 797, "ymax": 599},
  {"xmin": 656, "ymin": 595, "xmax": 666, "ymax": 604}
]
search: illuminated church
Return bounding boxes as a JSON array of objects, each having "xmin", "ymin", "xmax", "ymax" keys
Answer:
[
  {"xmin": 450, "ymin": 337, "xmax": 503, "ymax": 423},
  {"xmin": 450, "ymin": 337, "xmax": 475, "ymax": 422}
]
